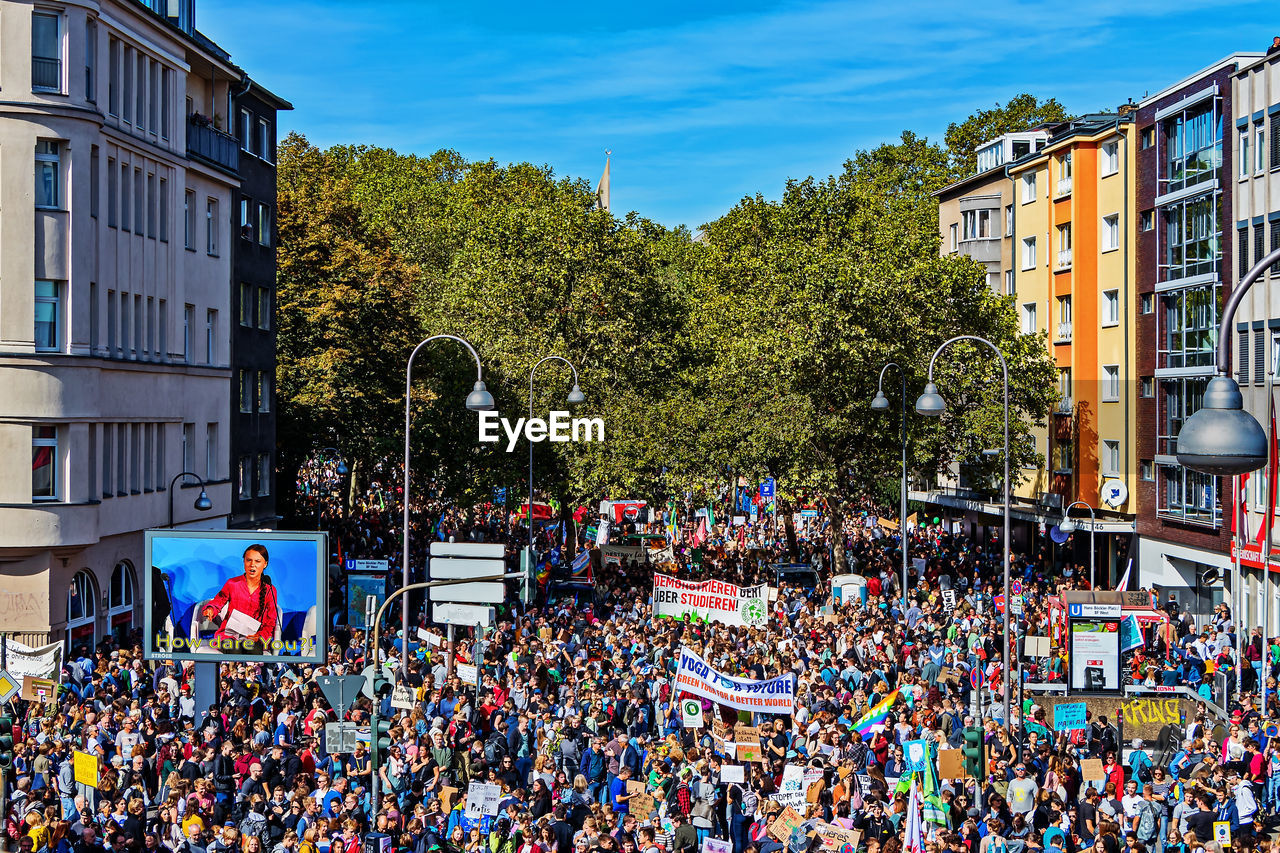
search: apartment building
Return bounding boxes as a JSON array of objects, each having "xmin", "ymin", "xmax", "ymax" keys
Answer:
[
  {"xmin": 1006, "ymin": 114, "xmax": 1139, "ymax": 587},
  {"xmin": 1134, "ymin": 54, "xmax": 1263, "ymax": 614},
  {"xmin": 0, "ymin": 0, "xmax": 283, "ymax": 649},
  {"xmin": 1225, "ymin": 43, "xmax": 1280, "ymax": 632}
]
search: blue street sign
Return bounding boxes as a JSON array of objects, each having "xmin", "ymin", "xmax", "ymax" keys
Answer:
[{"xmin": 760, "ymin": 478, "xmax": 775, "ymax": 498}]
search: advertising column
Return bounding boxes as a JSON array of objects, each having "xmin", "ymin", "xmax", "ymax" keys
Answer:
[{"xmin": 1067, "ymin": 602, "xmax": 1122, "ymax": 694}]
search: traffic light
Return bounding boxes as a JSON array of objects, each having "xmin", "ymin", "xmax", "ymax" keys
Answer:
[
  {"xmin": 962, "ymin": 725, "xmax": 985, "ymax": 781},
  {"xmin": 374, "ymin": 718, "xmax": 393, "ymax": 763},
  {"xmin": 520, "ymin": 547, "xmax": 535, "ymax": 606},
  {"xmin": 0, "ymin": 715, "xmax": 14, "ymax": 771}
]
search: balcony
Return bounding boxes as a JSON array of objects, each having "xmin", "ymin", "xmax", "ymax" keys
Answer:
[
  {"xmin": 1056, "ymin": 321, "xmax": 1072, "ymax": 342},
  {"xmin": 1056, "ymin": 177, "xmax": 1073, "ymax": 197},
  {"xmin": 187, "ymin": 115, "xmax": 239, "ymax": 174},
  {"xmin": 1057, "ymin": 249, "xmax": 1073, "ymax": 268},
  {"xmin": 1055, "ymin": 397, "xmax": 1074, "ymax": 415},
  {"xmin": 32, "ymin": 57, "xmax": 60, "ymax": 91}
]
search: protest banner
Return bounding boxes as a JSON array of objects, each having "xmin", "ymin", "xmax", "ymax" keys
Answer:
[
  {"xmin": 737, "ymin": 742, "xmax": 763, "ymax": 763},
  {"xmin": 1081, "ymin": 759, "xmax": 1105, "ymax": 780},
  {"xmin": 653, "ymin": 573, "xmax": 769, "ymax": 626},
  {"xmin": 73, "ymin": 750, "xmax": 99, "ymax": 788},
  {"xmin": 816, "ymin": 826, "xmax": 862, "ymax": 853},
  {"xmin": 465, "ymin": 782, "xmax": 501, "ymax": 817},
  {"xmin": 776, "ymin": 765, "xmax": 806, "ymax": 810},
  {"xmin": 632, "ymin": 789, "xmax": 656, "ymax": 818},
  {"xmin": 22, "ymin": 676, "xmax": 56, "ymax": 703},
  {"xmin": 735, "ymin": 724, "xmax": 760, "ymax": 744},
  {"xmin": 674, "ymin": 647, "xmax": 795, "ymax": 714},
  {"xmin": 1054, "ymin": 702, "xmax": 1088, "ymax": 731},
  {"xmin": 2, "ymin": 638, "xmax": 61, "ymax": 680},
  {"xmin": 703, "ymin": 839, "xmax": 732, "ymax": 853},
  {"xmin": 439, "ymin": 786, "xmax": 460, "ymax": 813},
  {"xmin": 938, "ymin": 749, "xmax": 965, "ymax": 780},
  {"xmin": 768, "ymin": 807, "xmax": 804, "ymax": 843},
  {"xmin": 721, "ymin": 765, "xmax": 745, "ymax": 784}
]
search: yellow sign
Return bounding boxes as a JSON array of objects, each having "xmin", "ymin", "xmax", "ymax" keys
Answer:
[
  {"xmin": 73, "ymin": 750, "xmax": 99, "ymax": 788},
  {"xmin": 1213, "ymin": 822, "xmax": 1231, "ymax": 847}
]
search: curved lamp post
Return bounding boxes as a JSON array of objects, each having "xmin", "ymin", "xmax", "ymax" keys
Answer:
[
  {"xmin": 167, "ymin": 471, "xmax": 213, "ymax": 528},
  {"xmin": 527, "ymin": 356, "xmax": 585, "ymax": 552},
  {"xmin": 915, "ymin": 335, "xmax": 1012, "ymax": 730},
  {"xmin": 403, "ymin": 335, "xmax": 495, "ymax": 673},
  {"xmin": 1059, "ymin": 500, "xmax": 1097, "ymax": 589},
  {"xmin": 871, "ymin": 362, "xmax": 910, "ymax": 613}
]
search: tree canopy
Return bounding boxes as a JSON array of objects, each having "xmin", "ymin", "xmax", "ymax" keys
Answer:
[{"xmin": 944, "ymin": 93, "xmax": 1071, "ymax": 177}]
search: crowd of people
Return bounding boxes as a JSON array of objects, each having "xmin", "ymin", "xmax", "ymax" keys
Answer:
[{"xmin": 2, "ymin": 486, "xmax": 1274, "ymax": 853}]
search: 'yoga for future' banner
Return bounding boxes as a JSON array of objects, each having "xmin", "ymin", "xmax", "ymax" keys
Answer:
[
  {"xmin": 653, "ymin": 572, "xmax": 769, "ymax": 626},
  {"xmin": 674, "ymin": 647, "xmax": 795, "ymax": 713}
]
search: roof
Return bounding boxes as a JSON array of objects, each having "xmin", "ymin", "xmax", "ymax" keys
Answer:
[{"xmin": 1138, "ymin": 52, "xmax": 1266, "ymax": 108}]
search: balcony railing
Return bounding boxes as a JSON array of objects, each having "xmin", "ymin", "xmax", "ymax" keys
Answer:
[
  {"xmin": 187, "ymin": 116, "xmax": 239, "ymax": 173},
  {"xmin": 1056, "ymin": 397, "xmax": 1073, "ymax": 414},
  {"xmin": 32, "ymin": 57, "xmax": 60, "ymax": 91},
  {"xmin": 1056, "ymin": 321, "xmax": 1072, "ymax": 342},
  {"xmin": 1057, "ymin": 249, "xmax": 1073, "ymax": 268},
  {"xmin": 1056, "ymin": 177, "xmax": 1073, "ymax": 196}
]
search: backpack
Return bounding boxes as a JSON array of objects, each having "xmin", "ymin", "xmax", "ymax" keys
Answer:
[
  {"xmin": 1136, "ymin": 802, "xmax": 1158, "ymax": 843},
  {"xmin": 484, "ymin": 734, "xmax": 509, "ymax": 765}
]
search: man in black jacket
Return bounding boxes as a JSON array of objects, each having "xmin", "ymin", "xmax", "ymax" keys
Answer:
[{"xmin": 212, "ymin": 741, "xmax": 237, "ymax": 823}]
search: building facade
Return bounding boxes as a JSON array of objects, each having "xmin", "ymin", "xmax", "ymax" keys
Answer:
[
  {"xmin": 229, "ymin": 84, "xmax": 289, "ymax": 529},
  {"xmin": 1134, "ymin": 55, "xmax": 1263, "ymax": 614},
  {"xmin": 1227, "ymin": 44, "xmax": 1280, "ymax": 633},
  {"xmin": 0, "ymin": 0, "xmax": 282, "ymax": 650},
  {"xmin": 1006, "ymin": 114, "xmax": 1139, "ymax": 587}
]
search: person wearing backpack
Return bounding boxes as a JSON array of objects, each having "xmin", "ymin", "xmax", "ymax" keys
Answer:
[
  {"xmin": 1135, "ymin": 788, "xmax": 1161, "ymax": 849},
  {"xmin": 579, "ymin": 735, "xmax": 607, "ymax": 804}
]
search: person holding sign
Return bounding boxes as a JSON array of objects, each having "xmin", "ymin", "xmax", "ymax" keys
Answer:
[{"xmin": 201, "ymin": 544, "xmax": 279, "ymax": 655}]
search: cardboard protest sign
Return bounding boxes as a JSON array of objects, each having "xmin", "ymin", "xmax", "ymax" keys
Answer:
[
  {"xmin": 737, "ymin": 742, "xmax": 763, "ymax": 763},
  {"xmin": 721, "ymin": 764, "xmax": 745, "ymax": 784},
  {"xmin": 815, "ymin": 826, "xmax": 862, "ymax": 853},
  {"xmin": 735, "ymin": 724, "xmax": 760, "ymax": 744},
  {"xmin": 768, "ymin": 807, "xmax": 804, "ymax": 843},
  {"xmin": 938, "ymin": 749, "xmax": 965, "ymax": 780},
  {"xmin": 1081, "ymin": 759, "xmax": 1105, "ymax": 780},
  {"xmin": 439, "ymin": 786, "xmax": 460, "ymax": 813},
  {"xmin": 73, "ymin": 750, "xmax": 99, "ymax": 788}
]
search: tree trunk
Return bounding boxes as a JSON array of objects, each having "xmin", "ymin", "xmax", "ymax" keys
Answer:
[
  {"xmin": 827, "ymin": 499, "xmax": 847, "ymax": 574},
  {"xmin": 346, "ymin": 457, "xmax": 362, "ymax": 516}
]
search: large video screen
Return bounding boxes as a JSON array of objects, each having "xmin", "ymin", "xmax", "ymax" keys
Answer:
[{"xmin": 144, "ymin": 530, "xmax": 327, "ymax": 663}]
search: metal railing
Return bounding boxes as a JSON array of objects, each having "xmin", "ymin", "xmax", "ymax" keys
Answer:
[
  {"xmin": 32, "ymin": 57, "xmax": 60, "ymax": 91},
  {"xmin": 187, "ymin": 117, "xmax": 239, "ymax": 173},
  {"xmin": 1055, "ymin": 177, "xmax": 1073, "ymax": 196},
  {"xmin": 1057, "ymin": 249, "xmax": 1073, "ymax": 268},
  {"xmin": 1056, "ymin": 321, "xmax": 1072, "ymax": 341}
]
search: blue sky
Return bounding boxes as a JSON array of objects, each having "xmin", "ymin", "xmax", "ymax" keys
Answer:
[{"xmin": 198, "ymin": 0, "xmax": 1279, "ymax": 230}]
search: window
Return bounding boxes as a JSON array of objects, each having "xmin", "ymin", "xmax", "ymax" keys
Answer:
[
  {"xmin": 1021, "ymin": 302, "xmax": 1037, "ymax": 335},
  {"xmin": 122, "ymin": 46, "xmax": 133, "ymax": 123},
  {"xmin": 239, "ymin": 283, "xmax": 253, "ymax": 326},
  {"xmin": 1159, "ymin": 286, "xmax": 1217, "ymax": 369},
  {"xmin": 1257, "ymin": 126, "xmax": 1266, "ymax": 174},
  {"xmin": 107, "ymin": 157, "xmax": 117, "ymax": 227},
  {"xmin": 133, "ymin": 294, "xmax": 141, "ymax": 358},
  {"xmin": 135, "ymin": 52, "xmax": 146, "ymax": 132},
  {"xmin": 143, "ymin": 423, "xmax": 153, "ymax": 490},
  {"xmin": 239, "ymin": 108, "xmax": 251, "ymax": 150},
  {"xmin": 239, "ymin": 197, "xmax": 252, "ymax": 239},
  {"xmin": 1057, "ymin": 224, "xmax": 1072, "ymax": 268},
  {"xmin": 31, "ymin": 11, "xmax": 61, "ymax": 92},
  {"xmin": 1102, "ymin": 365, "xmax": 1120, "ymax": 401},
  {"xmin": 1140, "ymin": 209, "xmax": 1154, "ymax": 231},
  {"xmin": 85, "ymin": 19, "xmax": 96, "ymax": 101},
  {"xmin": 1164, "ymin": 195, "xmax": 1219, "ymax": 282},
  {"xmin": 205, "ymin": 423, "xmax": 218, "ymax": 481},
  {"xmin": 90, "ymin": 146, "xmax": 99, "ymax": 219},
  {"xmin": 134, "ymin": 169, "xmax": 143, "ymax": 234},
  {"xmin": 108, "ymin": 37, "xmax": 119, "ymax": 115},
  {"xmin": 1021, "ymin": 171, "xmax": 1037, "ymax": 204},
  {"xmin": 240, "ymin": 370, "xmax": 253, "ymax": 412},
  {"xmin": 1272, "ymin": 114, "xmax": 1280, "ymax": 171},
  {"xmin": 161, "ymin": 68, "xmax": 171, "ymax": 140},
  {"xmin": 1102, "ymin": 141, "xmax": 1119, "ymax": 176},
  {"xmin": 1022, "ymin": 236, "xmax": 1037, "ymax": 270},
  {"xmin": 146, "ymin": 296, "xmax": 155, "ymax": 355},
  {"xmin": 159, "ymin": 177, "xmax": 169, "ymax": 242},
  {"xmin": 1056, "ymin": 151, "xmax": 1072, "ymax": 195},
  {"xmin": 1141, "ymin": 293, "xmax": 1154, "ymax": 314},
  {"xmin": 1242, "ymin": 131, "xmax": 1251, "ymax": 177},
  {"xmin": 257, "ymin": 119, "xmax": 271, "ymax": 162},
  {"xmin": 102, "ymin": 423, "xmax": 113, "ymax": 497},
  {"xmin": 1005, "ymin": 204, "xmax": 1013, "ymax": 237},
  {"xmin": 962, "ymin": 209, "xmax": 992, "ymax": 240},
  {"xmin": 184, "ymin": 189, "xmax": 195, "ymax": 249},
  {"xmin": 32, "ymin": 426, "xmax": 57, "ymax": 501},
  {"xmin": 1053, "ymin": 442, "xmax": 1072, "ymax": 474},
  {"xmin": 257, "ymin": 288, "xmax": 270, "ymax": 330},
  {"xmin": 1102, "ymin": 214, "xmax": 1120, "ymax": 252},
  {"xmin": 107, "ymin": 290, "xmax": 117, "ymax": 354},
  {"xmin": 1141, "ymin": 127, "xmax": 1155, "ymax": 149},
  {"xmin": 149, "ymin": 60, "xmax": 159, "ymax": 135},
  {"xmin": 1004, "ymin": 270, "xmax": 1014, "ymax": 297},
  {"xmin": 120, "ymin": 163, "xmax": 130, "ymax": 231},
  {"xmin": 1102, "ymin": 440, "xmax": 1120, "ymax": 476},
  {"xmin": 35, "ymin": 141, "xmax": 60, "ymax": 209},
  {"xmin": 206, "ymin": 198, "xmax": 218, "ymax": 255},
  {"xmin": 1140, "ymin": 460, "xmax": 1154, "ymax": 481},
  {"xmin": 256, "ymin": 453, "xmax": 271, "ymax": 496},
  {"xmin": 1058, "ymin": 368, "xmax": 1072, "ymax": 409},
  {"xmin": 1102, "ymin": 289, "xmax": 1120, "ymax": 326},
  {"xmin": 181, "ymin": 422, "xmax": 194, "ymax": 479},
  {"xmin": 146, "ymin": 173, "xmax": 156, "ymax": 238},
  {"xmin": 258, "ymin": 372, "xmax": 271, "ymax": 412},
  {"xmin": 949, "ymin": 223, "xmax": 958, "ymax": 252},
  {"xmin": 1163, "ymin": 103, "xmax": 1220, "ymax": 194},
  {"xmin": 206, "ymin": 309, "xmax": 217, "ymax": 365},
  {"xmin": 238, "ymin": 457, "xmax": 251, "ymax": 499},
  {"xmin": 1141, "ymin": 377, "xmax": 1154, "ymax": 397},
  {"xmin": 158, "ymin": 298, "xmax": 166, "ymax": 357},
  {"xmin": 116, "ymin": 420, "xmax": 126, "ymax": 494},
  {"xmin": 89, "ymin": 282, "xmax": 98, "ymax": 350},
  {"xmin": 1057, "ymin": 295, "xmax": 1072, "ymax": 341},
  {"xmin": 257, "ymin": 203, "xmax": 271, "ymax": 245},
  {"xmin": 183, "ymin": 304, "xmax": 192, "ymax": 363},
  {"xmin": 34, "ymin": 281, "xmax": 59, "ymax": 351},
  {"xmin": 1240, "ymin": 228, "xmax": 1251, "ymax": 279},
  {"xmin": 985, "ymin": 271, "xmax": 999, "ymax": 293}
]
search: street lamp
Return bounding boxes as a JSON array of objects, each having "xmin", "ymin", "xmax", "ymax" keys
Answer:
[
  {"xmin": 167, "ymin": 471, "xmax": 213, "ymax": 528},
  {"xmin": 527, "ymin": 356, "xmax": 585, "ymax": 554},
  {"xmin": 1175, "ymin": 246, "xmax": 1280, "ymax": 475},
  {"xmin": 871, "ymin": 363, "xmax": 910, "ymax": 613},
  {"xmin": 402, "ymin": 335, "xmax": 495, "ymax": 673},
  {"xmin": 915, "ymin": 334, "xmax": 1012, "ymax": 729},
  {"xmin": 1059, "ymin": 500, "xmax": 1096, "ymax": 589}
]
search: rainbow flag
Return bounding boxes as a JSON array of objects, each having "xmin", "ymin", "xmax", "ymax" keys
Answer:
[{"xmin": 853, "ymin": 689, "xmax": 899, "ymax": 740}]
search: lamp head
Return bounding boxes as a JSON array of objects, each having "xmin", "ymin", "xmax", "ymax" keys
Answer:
[
  {"xmin": 466, "ymin": 380, "xmax": 496, "ymax": 412},
  {"xmin": 566, "ymin": 384, "xmax": 586, "ymax": 406},
  {"xmin": 914, "ymin": 382, "xmax": 946, "ymax": 416},
  {"xmin": 870, "ymin": 390, "xmax": 889, "ymax": 411},
  {"xmin": 194, "ymin": 490, "xmax": 213, "ymax": 512},
  {"xmin": 1175, "ymin": 375, "xmax": 1268, "ymax": 475},
  {"xmin": 1058, "ymin": 516, "xmax": 1077, "ymax": 534}
]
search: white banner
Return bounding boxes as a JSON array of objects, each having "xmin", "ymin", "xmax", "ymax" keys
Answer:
[
  {"xmin": 653, "ymin": 573, "xmax": 768, "ymax": 626},
  {"xmin": 674, "ymin": 647, "xmax": 795, "ymax": 714},
  {"xmin": 4, "ymin": 638, "xmax": 61, "ymax": 680}
]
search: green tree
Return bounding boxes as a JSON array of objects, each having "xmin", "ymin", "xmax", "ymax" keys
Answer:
[{"xmin": 944, "ymin": 93, "xmax": 1070, "ymax": 177}]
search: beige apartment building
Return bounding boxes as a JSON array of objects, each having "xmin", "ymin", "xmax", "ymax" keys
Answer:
[{"xmin": 0, "ymin": 0, "xmax": 252, "ymax": 650}]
